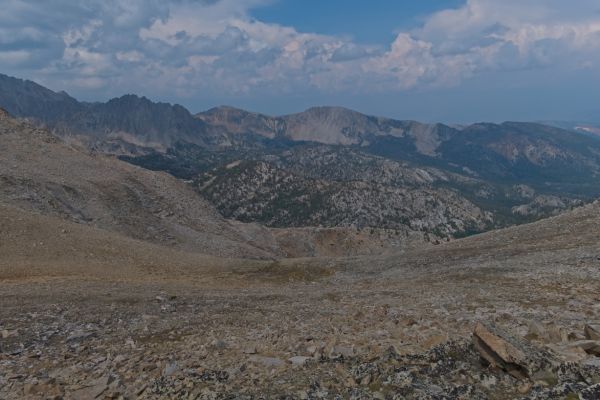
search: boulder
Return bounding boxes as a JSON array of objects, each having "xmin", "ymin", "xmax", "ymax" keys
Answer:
[
  {"xmin": 288, "ymin": 356, "xmax": 311, "ymax": 366},
  {"xmin": 584, "ymin": 325, "xmax": 600, "ymax": 341},
  {"xmin": 566, "ymin": 340, "xmax": 600, "ymax": 356},
  {"xmin": 526, "ymin": 321, "xmax": 566, "ymax": 343},
  {"xmin": 162, "ymin": 362, "xmax": 179, "ymax": 377},
  {"xmin": 548, "ymin": 343, "xmax": 589, "ymax": 362},
  {"xmin": 329, "ymin": 345, "xmax": 354, "ymax": 359},
  {"xmin": 473, "ymin": 322, "xmax": 556, "ymax": 380},
  {"xmin": 70, "ymin": 375, "xmax": 111, "ymax": 399},
  {"xmin": 473, "ymin": 322, "xmax": 529, "ymax": 380}
]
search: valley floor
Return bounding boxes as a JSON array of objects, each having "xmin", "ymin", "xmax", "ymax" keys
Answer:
[{"xmin": 1, "ymin": 204, "xmax": 600, "ymax": 399}]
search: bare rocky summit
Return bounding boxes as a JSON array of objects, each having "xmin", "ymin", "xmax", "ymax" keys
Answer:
[{"xmin": 196, "ymin": 105, "xmax": 450, "ymax": 151}]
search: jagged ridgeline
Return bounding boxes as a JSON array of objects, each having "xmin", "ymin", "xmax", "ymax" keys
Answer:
[{"xmin": 2, "ymin": 73, "xmax": 600, "ymax": 241}]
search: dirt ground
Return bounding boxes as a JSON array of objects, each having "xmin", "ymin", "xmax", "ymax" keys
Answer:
[{"xmin": 1, "ymin": 203, "xmax": 600, "ymax": 399}]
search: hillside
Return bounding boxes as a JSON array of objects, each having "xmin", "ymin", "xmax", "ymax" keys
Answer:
[
  {"xmin": 2, "ymin": 73, "xmax": 599, "ymax": 239},
  {"xmin": 0, "ymin": 108, "xmax": 280, "ymax": 258},
  {"xmin": 0, "ymin": 202, "xmax": 250, "ymax": 279},
  {"xmin": 127, "ymin": 141, "xmax": 584, "ymax": 235},
  {"xmin": 197, "ymin": 158, "xmax": 492, "ymax": 236},
  {"xmin": 1, "ymin": 109, "xmax": 428, "ymax": 257},
  {"xmin": 2, "ymin": 193, "xmax": 599, "ymax": 399}
]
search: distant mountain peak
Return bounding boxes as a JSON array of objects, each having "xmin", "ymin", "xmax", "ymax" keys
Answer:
[
  {"xmin": 113, "ymin": 93, "xmax": 144, "ymax": 100},
  {"xmin": 107, "ymin": 94, "xmax": 162, "ymax": 106},
  {"xmin": 303, "ymin": 105, "xmax": 356, "ymax": 112},
  {"xmin": 2, "ymin": 72, "xmax": 600, "ymax": 162},
  {"xmin": 205, "ymin": 105, "xmax": 251, "ymax": 113},
  {"xmin": 200, "ymin": 105, "xmax": 265, "ymax": 118},
  {"xmin": 298, "ymin": 106, "xmax": 368, "ymax": 119}
]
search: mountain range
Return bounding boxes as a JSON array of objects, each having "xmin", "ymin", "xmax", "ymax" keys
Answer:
[
  {"xmin": 2, "ymin": 107, "xmax": 436, "ymax": 259},
  {"xmin": 2, "ymin": 72, "xmax": 599, "ymax": 246}
]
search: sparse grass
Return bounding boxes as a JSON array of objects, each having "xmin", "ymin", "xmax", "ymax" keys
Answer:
[{"xmin": 242, "ymin": 260, "xmax": 335, "ymax": 283}]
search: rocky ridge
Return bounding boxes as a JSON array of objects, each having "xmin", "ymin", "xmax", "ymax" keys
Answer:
[
  {"xmin": 198, "ymin": 159, "xmax": 492, "ymax": 236},
  {"xmin": 3, "ymin": 73, "xmax": 600, "ymax": 241},
  {"xmin": 0, "ymin": 109, "xmax": 425, "ymax": 258}
]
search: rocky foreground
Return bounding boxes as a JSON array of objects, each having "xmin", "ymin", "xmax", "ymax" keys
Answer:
[
  {"xmin": 1, "ymin": 204, "xmax": 600, "ymax": 399},
  {"xmin": 1, "ymin": 267, "xmax": 599, "ymax": 400}
]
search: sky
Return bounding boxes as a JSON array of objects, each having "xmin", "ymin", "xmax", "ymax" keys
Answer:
[{"xmin": 1, "ymin": 0, "xmax": 600, "ymax": 123}]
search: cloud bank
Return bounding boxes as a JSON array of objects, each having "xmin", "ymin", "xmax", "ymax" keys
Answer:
[{"xmin": 1, "ymin": 0, "xmax": 600, "ymax": 112}]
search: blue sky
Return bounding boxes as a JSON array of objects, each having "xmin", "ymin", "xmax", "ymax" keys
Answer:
[
  {"xmin": 1, "ymin": 0, "xmax": 600, "ymax": 123},
  {"xmin": 252, "ymin": 1, "xmax": 466, "ymax": 44}
]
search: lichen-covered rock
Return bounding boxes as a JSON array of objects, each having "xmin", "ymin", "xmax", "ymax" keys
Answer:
[{"xmin": 473, "ymin": 321, "xmax": 557, "ymax": 380}]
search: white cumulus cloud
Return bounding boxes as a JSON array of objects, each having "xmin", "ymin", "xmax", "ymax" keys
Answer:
[{"xmin": 1, "ymin": 0, "xmax": 599, "ymax": 107}]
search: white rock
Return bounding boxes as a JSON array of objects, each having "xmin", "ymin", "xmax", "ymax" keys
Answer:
[
  {"xmin": 288, "ymin": 356, "xmax": 311, "ymax": 366},
  {"xmin": 249, "ymin": 356, "xmax": 285, "ymax": 368},
  {"xmin": 329, "ymin": 345, "xmax": 354, "ymax": 359}
]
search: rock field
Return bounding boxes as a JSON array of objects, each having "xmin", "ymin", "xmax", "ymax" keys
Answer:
[{"xmin": 2, "ymin": 202, "xmax": 600, "ymax": 399}]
